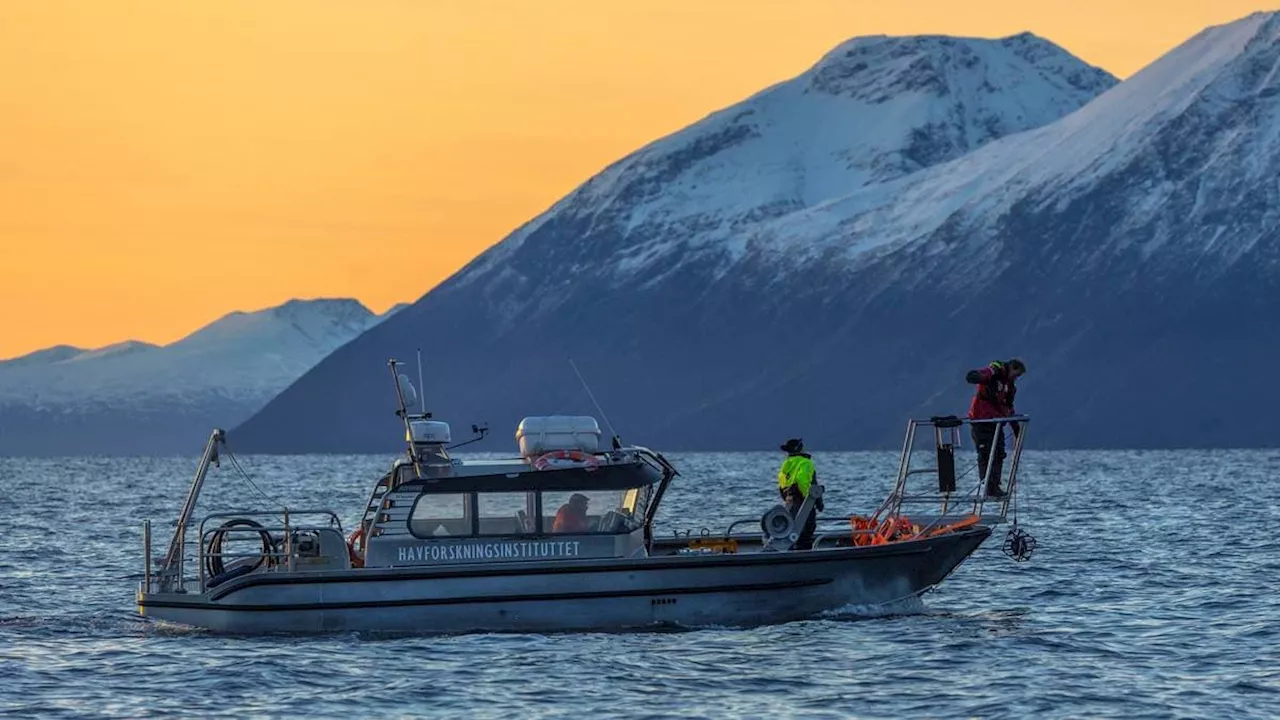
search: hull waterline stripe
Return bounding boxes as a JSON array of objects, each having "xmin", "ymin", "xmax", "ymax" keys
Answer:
[
  {"xmin": 141, "ymin": 577, "xmax": 833, "ymax": 613},
  {"xmin": 203, "ymin": 527, "xmax": 989, "ymax": 601}
]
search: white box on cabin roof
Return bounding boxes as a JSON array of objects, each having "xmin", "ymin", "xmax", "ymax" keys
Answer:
[{"xmin": 516, "ymin": 416, "xmax": 601, "ymax": 458}]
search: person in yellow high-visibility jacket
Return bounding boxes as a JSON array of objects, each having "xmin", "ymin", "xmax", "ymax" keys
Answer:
[{"xmin": 778, "ymin": 438, "xmax": 822, "ymax": 549}]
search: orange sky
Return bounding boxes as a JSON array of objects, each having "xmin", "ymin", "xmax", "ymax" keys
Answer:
[{"xmin": 0, "ymin": 0, "xmax": 1273, "ymax": 359}]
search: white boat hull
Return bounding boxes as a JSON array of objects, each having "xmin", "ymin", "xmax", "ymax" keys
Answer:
[{"xmin": 138, "ymin": 528, "xmax": 990, "ymax": 634}]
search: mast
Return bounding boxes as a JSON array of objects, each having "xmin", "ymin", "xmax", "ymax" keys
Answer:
[
  {"xmin": 389, "ymin": 359, "xmax": 423, "ymax": 479},
  {"xmin": 157, "ymin": 428, "xmax": 225, "ymax": 591}
]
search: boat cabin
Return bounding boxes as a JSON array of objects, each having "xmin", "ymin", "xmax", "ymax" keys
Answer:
[{"xmin": 361, "ymin": 415, "xmax": 674, "ymax": 568}]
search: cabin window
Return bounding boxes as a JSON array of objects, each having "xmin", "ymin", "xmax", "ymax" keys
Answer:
[
  {"xmin": 408, "ymin": 493, "xmax": 472, "ymax": 538},
  {"xmin": 476, "ymin": 492, "xmax": 536, "ymax": 536},
  {"xmin": 541, "ymin": 488, "xmax": 649, "ymax": 534}
]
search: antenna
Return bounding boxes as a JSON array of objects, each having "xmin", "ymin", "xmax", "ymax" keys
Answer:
[
  {"xmin": 388, "ymin": 359, "xmax": 423, "ymax": 479},
  {"xmin": 569, "ymin": 358, "xmax": 622, "ymax": 449},
  {"xmin": 416, "ymin": 347, "xmax": 426, "ymax": 415}
]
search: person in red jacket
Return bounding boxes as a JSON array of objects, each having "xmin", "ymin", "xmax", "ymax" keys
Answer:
[
  {"xmin": 965, "ymin": 358, "xmax": 1026, "ymax": 497},
  {"xmin": 552, "ymin": 493, "xmax": 591, "ymax": 533}
]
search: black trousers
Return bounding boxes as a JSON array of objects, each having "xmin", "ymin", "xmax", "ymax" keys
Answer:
[
  {"xmin": 783, "ymin": 492, "xmax": 818, "ymax": 550},
  {"xmin": 971, "ymin": 422, "xmax": 1006, "ymax": 493}
]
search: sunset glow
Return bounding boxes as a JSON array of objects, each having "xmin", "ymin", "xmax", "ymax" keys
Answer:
[{"xmin": 1, "ymin": 0, "xmax": 1271, "ymax": 358}]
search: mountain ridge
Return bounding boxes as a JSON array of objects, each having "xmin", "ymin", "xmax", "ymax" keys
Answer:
[
  {"xmin": 0, "ymin": 297, "xmax": 402, "ymax": 455},
  {"xmin": 231, "ymin": 29, "xmax": 1144, "ymax": 453},
  {"xmin": 446, "ymin": 31, "xmax": 1118, "ymax": 335}
]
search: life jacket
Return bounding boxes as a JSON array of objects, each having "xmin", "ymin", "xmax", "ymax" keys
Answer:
[
  {"xmin": 968, "ymin": 361, "xmax": 1016, "ymax": 419},
  {"xmin": 778, "ymin": 454, "xmax": 815, "ymax": 498}
]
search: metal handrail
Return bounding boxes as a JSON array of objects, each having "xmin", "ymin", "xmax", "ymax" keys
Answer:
[
  {"xmin": 716, "ymin": 512, "xmax": 857, "ymax": 539},
  {"xmin": 668, "ymin": 416, "xmax": 1029, "ymax": 551},
  {"xmin": 195, "ymin": 517, "xmax": 343, "ymax": 590},
  {"xmin": 722, "ymin": 517, "xmax": 767, "ymax": 538},
  {"xmin": 194, "ymin": 510, "xmax": 341, "ymax": 588},
  {"xmin": 955, "ymin": 415, "xmax": 1031, "ymax": 425},
  {"xmin": 811, "ymin": 527, "xmax": 884, "ymax": 546},
  {"xmin": 142, "ymin": 520, "xmax": 151, "ymax": 594},
  {"xmin": 875, "ymin": 415, "xmax": 1030, "ymax": 534},
  {"xmin": 196, "ymin": 509, "xmax": 342, "ymax": 541}
]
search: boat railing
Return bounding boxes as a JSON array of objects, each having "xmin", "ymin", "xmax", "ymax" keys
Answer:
[
  {"xmin": 713, "ymin": 515, "xmax": 882, "ymax": 545},
  {"xmin": 144, "ymin": 509, "xmax": 341, "ymax": 593},
  {"xmin": 870, "ymin": 415, "xmax": 1030, "ymax": 533},
  {"xmin": 195, "ymin": 510, "xmax": 343, "ymax": 591},
  {"xmin": 693, "ymin": 415, "xmax": 1030, "ymax": 548},
  {"xmin": 355, "ymin": 472, "xmax": 395, "ymax": 558}
]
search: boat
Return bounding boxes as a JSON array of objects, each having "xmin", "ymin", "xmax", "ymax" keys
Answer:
[{"xmin": 136, "ymin": 360, "xmax": 1034, "ymax": 634}]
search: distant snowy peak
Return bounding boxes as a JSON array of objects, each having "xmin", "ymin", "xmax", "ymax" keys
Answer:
[
  {"xmin": 63, "ymin": 340, "xmax": 159, "ymax": 364},
  {"xmin": 796, "ymin": 32, "xmax": 1119, "ymax": 182},
  {"xmin": 0, "ymin": 341, "xmax": 160, "ymax": 368},
  {"xmin": 808, "ymin": 9, "xmax": 1280, "ymax": 278},
  {"xmin": 177, "ymin": 297, "xmax": 376, "ymax": 350},
  {"xmin": 808, "ymin": 32, "xmax": 1115, "ymax": 107},
  {"xmin": 270, "ymin": 297, "xmax": 374, "ymax": 326},
  {"xmin": 591, "ymin": 31, "xmax": 1118, "ymax": 194},
  {"xmin": 455, "ymin": 31, "xmax": 1118, "ymax": 290},
  {"xmin": 0, "ymin": 297, "xmax": 402, "ymax": 409},
  {"xmin": 0, "ymin": 345, "xmax": 86, "ymax": 368}
]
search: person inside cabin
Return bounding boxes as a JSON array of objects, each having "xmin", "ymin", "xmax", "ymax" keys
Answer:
[
  {"xmin": 553, "ymin": 493, "xmax": 591, "ymax": 533},
  {"xmin": 778, "ymin": 438, "xmax": 822, "ymax": 550},
  {"xmin": 965, "ymin": 358, "xmax": 1027, "ymax": 498}
]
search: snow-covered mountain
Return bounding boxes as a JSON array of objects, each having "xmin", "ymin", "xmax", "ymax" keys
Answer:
[
  {"xmin": 0, "ymin": 298, "xmax": 393, "ymax": 455},
  {"xmin": 763, "ymin": 11, "xmax": 1280, "ymax": 285},
  {"xmin": 230, "ymin": 29, "xmax": 1162, "ymax": 453},
  {"xmin": 462, "ymin": 33, "xmax": 1115, "ymax": 305}
]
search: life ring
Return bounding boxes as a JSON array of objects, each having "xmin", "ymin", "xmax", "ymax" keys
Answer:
[
  {"xmin": 532, "ymin": 449, "xmax": 601, "ymax": 472},
  {"xmin": 347, "ymin": 526, "xmax": 365, "ymax": 569}
]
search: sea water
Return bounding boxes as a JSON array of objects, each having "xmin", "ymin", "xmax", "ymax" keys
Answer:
[{"xmin": 1, "ymin": 450, "xmax": 1278, "ymax": 718}]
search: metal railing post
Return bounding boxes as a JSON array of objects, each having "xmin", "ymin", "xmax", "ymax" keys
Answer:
[
  {"xmin": 872, "ymin": 419, "xmax": 918, "ymax": 522},
  {"xmin": 284, "ymin": 508, "xmax": 293, "ymax": 572},
  {"xmin": 177, "ymin": 526, "xmax": 184, "ymax": 592},
  {"xmin": 1003, "ymin": 420, "xmax": 1029, "ymax": 521},
  {"xmin": 142, "ymin": 520, "xmax": 151, "ymax": 594}
]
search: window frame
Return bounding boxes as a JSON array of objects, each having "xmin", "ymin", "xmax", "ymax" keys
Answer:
[
  {"xmin": 407, "ymin": 491, "xmax": 476, "ymax": 539},
  {"xmin": 537, "ymin": 488, "xmax": 647, "ymax": 536},
  {"xmin": 473, "ymin": 490, "xmax": 538, "ymax": 537},
  {"xmin": 405, "ymin": 487, "xmax": 651, "ymax": 539}
]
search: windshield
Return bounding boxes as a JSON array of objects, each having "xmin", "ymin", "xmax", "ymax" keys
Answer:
[
  {"xmin": 407, "ymin": 485, "xmax": 654, "ymax": 539},
  {"xmin": 542, "ymin": 486, "xmax": 651, "ymax": 534}
]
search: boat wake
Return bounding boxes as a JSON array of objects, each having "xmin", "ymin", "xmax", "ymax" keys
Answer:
[
  {"xmin": 0, "ymin": 609, "xmax": 156, "ymax": 639},
  {"xmin": 818, "ymin": 594, "xmax": 929, "ymax": 621}
]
